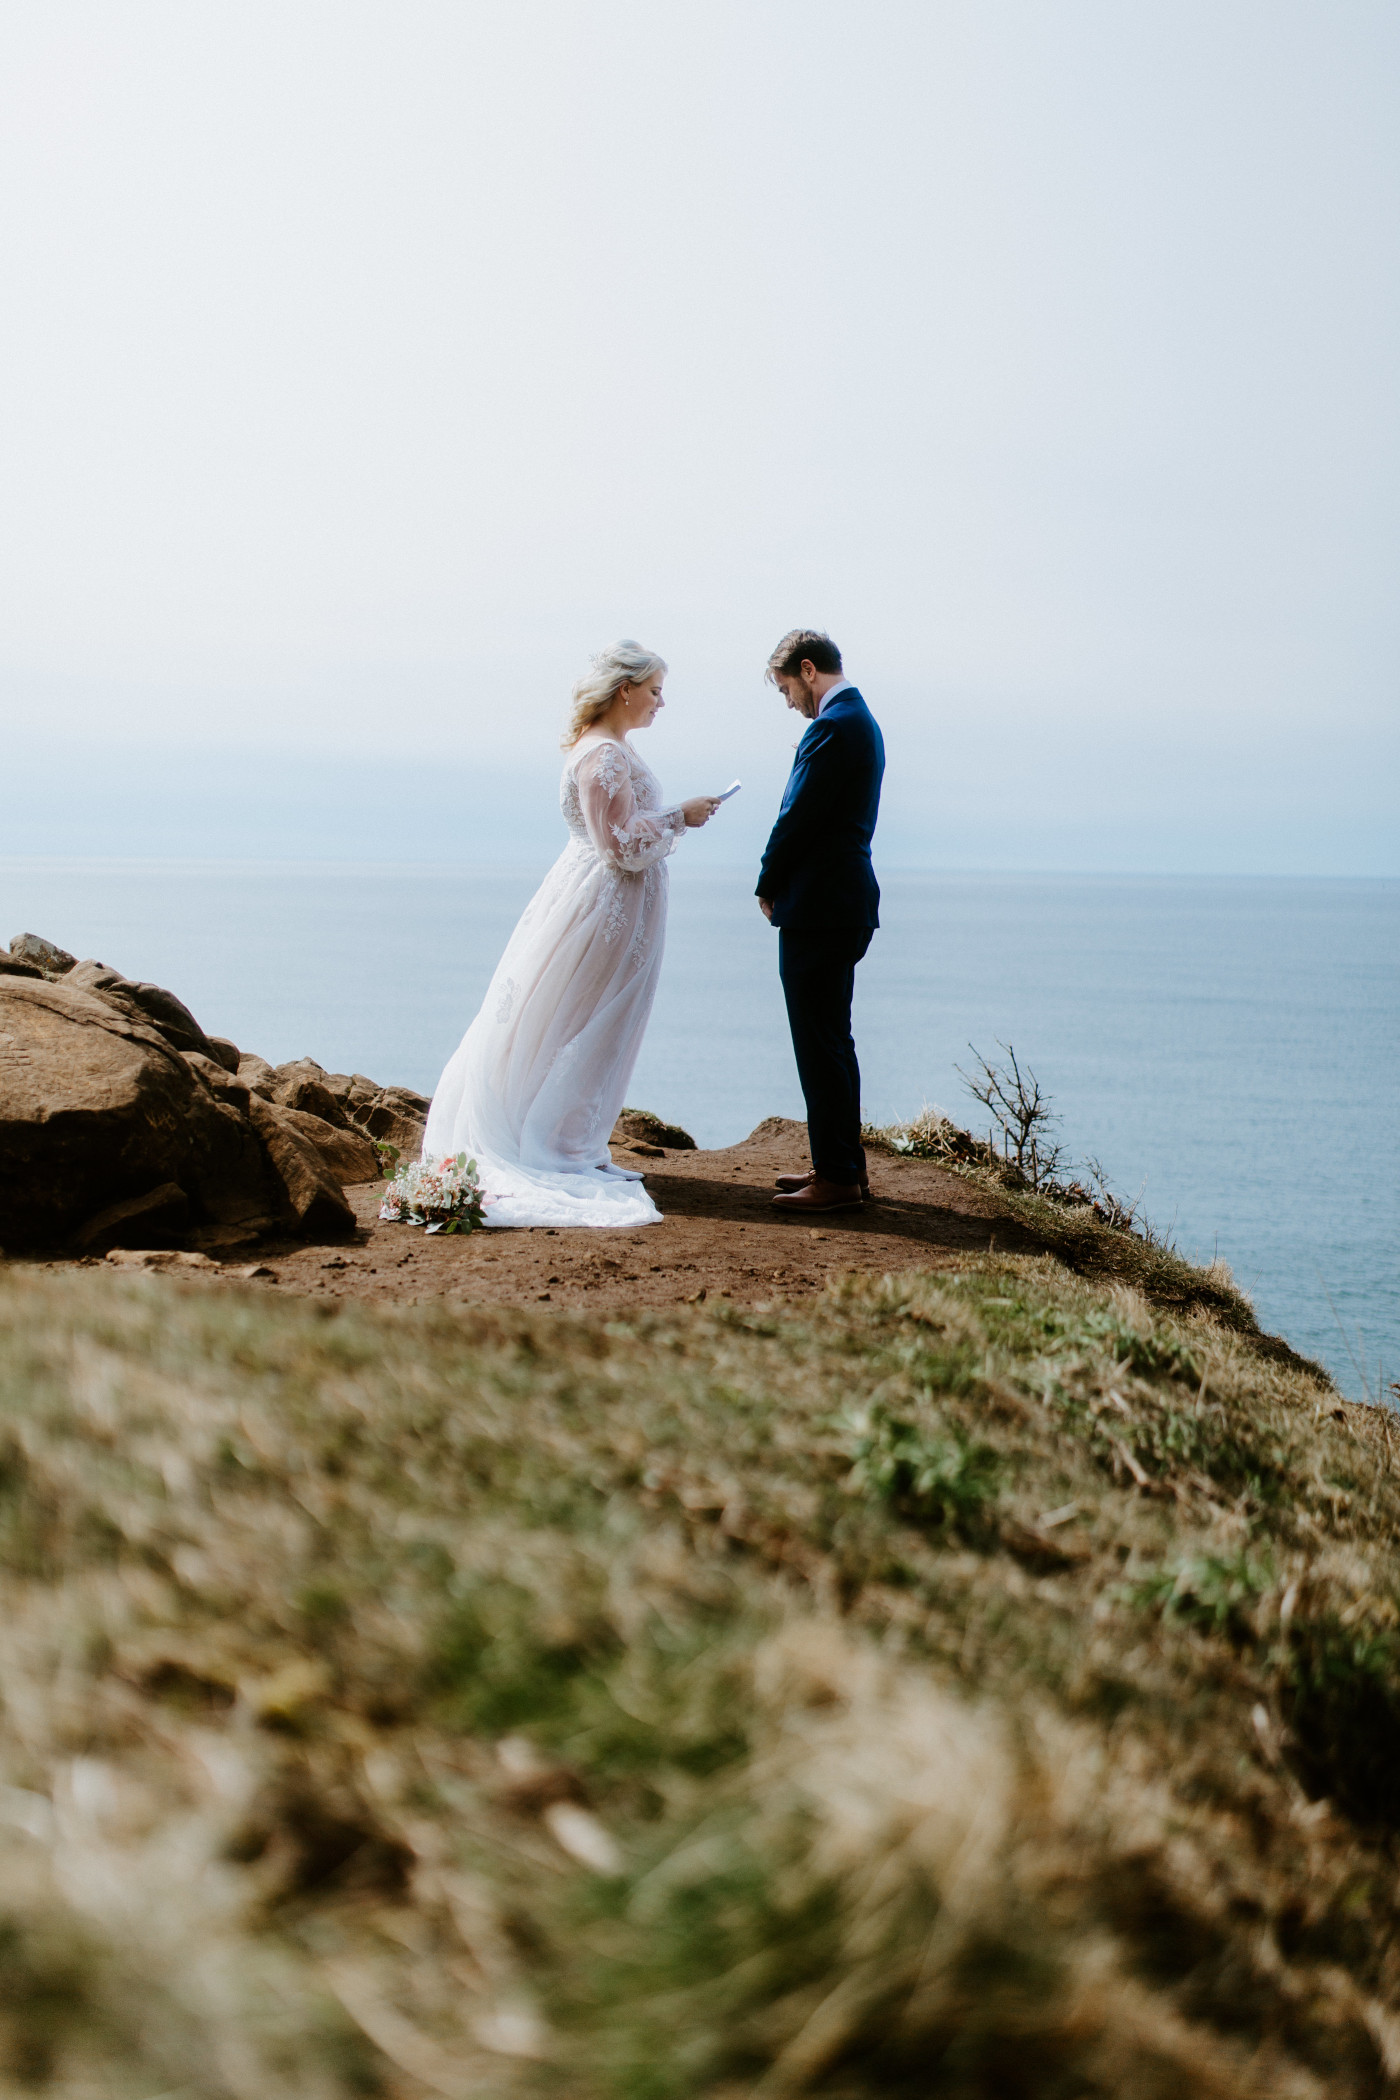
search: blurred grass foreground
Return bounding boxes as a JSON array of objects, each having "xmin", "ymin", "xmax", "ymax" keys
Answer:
[{"xmin": 2, "ymin": 1254, "xmax": 1400, "ymax": 2098}]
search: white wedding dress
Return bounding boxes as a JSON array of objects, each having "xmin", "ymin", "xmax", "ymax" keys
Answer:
[{"xmin": 423, "ymin": 735, "xmax": 688, "ymax": 1228}]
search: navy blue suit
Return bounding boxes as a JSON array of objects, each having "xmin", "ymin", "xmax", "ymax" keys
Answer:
[{"xmin": 756, "ymin": 687, "xmax": 885, "ymax": 1183}]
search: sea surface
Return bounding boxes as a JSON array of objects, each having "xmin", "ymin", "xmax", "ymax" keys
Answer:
[{"xmin": 2, "ymin": 858, "xmax": 1395, "ymax": 1401}]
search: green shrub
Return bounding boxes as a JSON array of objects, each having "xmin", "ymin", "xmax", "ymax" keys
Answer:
[
  {"xmin": 1131, "ymin": 1547, "xmax": 1273, "ymax": 1643},
  {"xmin": 844, "ymin": 1403, "xmax": 1001, "ymax": 1533}
]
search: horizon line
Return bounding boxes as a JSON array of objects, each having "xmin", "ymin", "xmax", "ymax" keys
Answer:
[{"xmin": 2, "ymin": 854, "xmax": 1396, "ymax": 885}]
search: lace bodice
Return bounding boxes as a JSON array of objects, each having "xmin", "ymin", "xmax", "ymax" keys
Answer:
[{"xmin": 561, "ymin": 737, "xmax": 687, "ymax": 873}]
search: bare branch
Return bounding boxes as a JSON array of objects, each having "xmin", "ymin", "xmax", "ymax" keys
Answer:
[{"xmin": 955, "ymin": 1041, "xmax": 1062, "ymax": 1189}]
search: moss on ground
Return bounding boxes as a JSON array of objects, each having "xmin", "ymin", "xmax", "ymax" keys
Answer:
[{"xmin": 1, "ymin": 1253, "xmax": 1397, "ymax": 2098}]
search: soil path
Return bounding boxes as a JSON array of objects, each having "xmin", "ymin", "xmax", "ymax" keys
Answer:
[{"xmin": 224, "ymin": 1117, "xmax": 1049, "ymax": 1310}]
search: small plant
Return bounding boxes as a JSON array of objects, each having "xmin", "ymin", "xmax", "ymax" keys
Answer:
[
  {"xmin": 1079, "ymin": 1309, "xmax": 1200, "ymax": 1384},
  {"xmin": 956, "ymin": 1042, "xmax": 1066, "ymax": 1190},
  {"xmin": 1081, "ymin": 1156, "xmax": 1144, "ymax": 1233},
  {"xmin": 424, "ymin": 1582, "xmax": 605, "ymax": 1736},
  {"xmin": 879, "ymin": 1105, "xmax": 976, "ymax": 1164},
  {"xmin": 378, "ymin": 1152, "xmax": 488, "ymax": 1234},
  {"xmin": 867, "ymin": 1074, "xmax": 1176, "ymax": 1256},
  {"xmin": 1131, "ymin": 1548, "xmax": 1274, "ymax": 1643},
  {"xmin": 845, "ymin": 1403, "xmax": 1001, "ymax": 1532}
]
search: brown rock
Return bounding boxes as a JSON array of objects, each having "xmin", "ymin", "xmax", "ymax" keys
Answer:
[
  {"xmin": 206, "ymin": 1036, "xmax": 241, "ymax": 1074},
  {"xmin": 274, "ymin": 1105, "xmax": 380, "ymax": 1185},
  {"xmin": 66, "ymin": 960, "xmax": 125, "ymax": 992},
  {"xmin": 182, "ymin": 1050, "xmax": 251, "ymax": 1109},
  {"xmin": 614, "ymin": 1108, "xmax": 697, "ymax": 1151},
  {"xmin": 105, "ymin": 1247, "xmax": 216, "ymax": 1270},
  {"xmin": 170, "ymin": 1061, "xmax": 279, "ymax": 1231},
  {"xmin": 9, "ymin": 934, "xmax": 76, "ymax": 972},
  {"xmin": 184, "ymin": 1095, "xmax": 282, "ymax": 1234},
  {"xmin": 273, "ymin": 1055, "xmax": 326, "ymax": 1084},
  {"xmin": 351, "ymin": 1084, "xmax": 429, "ymax": 1159},
  {"xmin": 357, "ymin": 1101, "xmax": 426, "ymax": 1158},
  {"xmin": 391, "ymin": 1083, "xmax": 430, "ymax": 1116},
  {"xmin": 71, "ymin": 1181, "xmax": 190, "ymax": 1254},
  {"xmin": 97, "ymin": 980, "xmax": 212, "ymax": 1058},
  {"xmin": 271, "ymin": 1059, "xmax": 351, "ymax": 1128},
  {"xmin": 0, "ymin": 953, "xmax": 42, "ymax": 978},
  {"xmin": 741, "ymin": 1116, "xmax": 809, "ymax": 1145},
  {"xmin": 0, "ymin": 980, "xmax": 207, "ymax": 1248},
  {"xmin": 236, "ymin": 1053, "xmax": 277, "ymax": 1099},
  {"xmin": 292, "ymin": 1077, "xmax": 352, "ymax": 1126},
  {"xmin": 321, "ymin": 1071, "xmax": 378, "ymax": 1111},
  {"xmin": 246, "ymin": 1095, "xmax": 357, "ymax": 1238},
  {"xmin": 0, "ymin": 979, "xmax": 282, "ymax": 1251}
]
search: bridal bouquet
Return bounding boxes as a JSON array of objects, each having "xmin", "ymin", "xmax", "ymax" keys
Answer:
[{"xmin": 379, "ymin": 1152, "xmax": 489, "ymax": 1234}]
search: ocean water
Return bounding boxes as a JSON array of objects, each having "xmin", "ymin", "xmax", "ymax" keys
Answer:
[{"xmin": 2, "ymin": 858, "xmax": 1395, "ymax": 1401}]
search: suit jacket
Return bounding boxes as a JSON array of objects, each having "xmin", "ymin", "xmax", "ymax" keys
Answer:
[{"xmin": 756, "ymin": 686, "xmax": 884, "ymax": 930}]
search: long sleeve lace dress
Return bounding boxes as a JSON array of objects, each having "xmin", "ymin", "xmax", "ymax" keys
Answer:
[{"xmin": 422, "ymin": 736, "xmax": 688, "ymax": 1227}]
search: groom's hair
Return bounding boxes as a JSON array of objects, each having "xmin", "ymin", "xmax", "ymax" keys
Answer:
[{"xmin": 766, "ymin": 629, "xmax": 842, "ymax": 682}]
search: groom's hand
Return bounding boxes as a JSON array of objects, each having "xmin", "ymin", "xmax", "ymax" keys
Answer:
[{"xmin": 758, "ymin": 896, "xmax": 773, "ymax": 921}]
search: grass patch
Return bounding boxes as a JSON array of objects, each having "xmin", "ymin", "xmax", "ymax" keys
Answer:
[
  {"xmin": 1130, "ymin": 1546, "xmax": 1275, "ymax": 1643},
  {"xmin": 1, "ymin": 1255, "xmax": 1398, "ymax": 2098},
  {"xmin": 863, "ymin": 1112, "xmax": 1324, "ymax": 1364},
  {"xmin": 844, "ymin": 1402, "xmax": 1002, "ymax": 1535}
]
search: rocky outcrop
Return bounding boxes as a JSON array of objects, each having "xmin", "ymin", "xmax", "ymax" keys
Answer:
[
  {"xmin": 235, "ymin": 1054, "xmax": 430, "ymax": 1162},
  {"xmin": 0, "ymin": 926, "xmax": 708, "ymax": 1259},
  {"xmin": 350, "ymin": 1084, "xmax": 432, "ymax": 1157},
  {"xmin": 614, "ymin": 1107, "xmax": 697, "ymax": 1152},
  {"xmin": 0, "ymin": 937, "xmax": 411, "ymax": 1254},
  {"xmin": 66, "ymin": 960, "xmax": 124, "ymax": 993},
  {"xmin": 9, "ymin": 933, "xmax": 75, "ymax": 972},
  {"xmin": 236, "ymin": 1053, "xmax": 278, "ymax": 1095},
  {"xmin": 98, "ymin": 981, "xmax": 214, "ymax": 1059},
  {"xmin": 245, "ymin": 1097, "xmax": 357, "ymax": 1239},
  {"xmin": 0, "ymin": 978, "xmax": 275, "ymax": 1250},
  {"xmin": 265, "ymin": 1059, "xmax": 355, "ymax": 1127},
  {"xmin": 265, "ymin": 1102, "xmax": 379, "ymax": 1189}
]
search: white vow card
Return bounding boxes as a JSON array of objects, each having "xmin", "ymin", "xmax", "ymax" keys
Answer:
[{"xmin": 715, "ymin": 780, "xmax": 742, "ymax": 801}]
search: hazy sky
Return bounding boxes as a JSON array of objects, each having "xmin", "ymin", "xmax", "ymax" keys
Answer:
[{"xmin": 2, "ymin": 1, "xmax": 1396, "ymax": 871}]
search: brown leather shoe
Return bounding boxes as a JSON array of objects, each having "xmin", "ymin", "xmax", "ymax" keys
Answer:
[
  {"xmin": 775, "ymin": 1171, "xmax": 872, "ymax": 1201},
  {"xmin": 772, "ymin": 1177, "xmax": 864, "ymax": 1213}
]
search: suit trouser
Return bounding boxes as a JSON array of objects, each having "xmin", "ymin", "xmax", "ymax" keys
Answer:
[{"xmin": 777, "ymin": 925, "xmax": 874, "ymax": 1185}]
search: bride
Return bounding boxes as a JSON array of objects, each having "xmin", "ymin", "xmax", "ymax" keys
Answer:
[{"xmin": 423, "ymin": 641, "xmax": 721, "ymax": 1228}]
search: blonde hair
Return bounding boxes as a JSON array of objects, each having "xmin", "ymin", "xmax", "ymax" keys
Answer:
[{"xmin": 562, "ymin": 640, "xmax": 667, "ymax": 748}]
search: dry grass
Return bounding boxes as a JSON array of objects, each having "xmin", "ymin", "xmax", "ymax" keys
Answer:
[{"xmin": 1, "ymin": 1255, "xmax": 1398, "ymax": 2098}]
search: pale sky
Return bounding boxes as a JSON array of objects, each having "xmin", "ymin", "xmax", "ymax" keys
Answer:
[{"xmin": 2, "ymin": 1, "xmax": 1396, "ymax": 871}]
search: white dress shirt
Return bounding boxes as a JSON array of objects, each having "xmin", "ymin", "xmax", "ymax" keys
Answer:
[{"xmin": 817, "ymin": 677, "xmax": 852, "ymax": 714}]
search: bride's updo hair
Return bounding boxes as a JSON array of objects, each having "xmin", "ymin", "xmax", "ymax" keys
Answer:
[{"xmin": 562, "ymin": 639, "xmax": 667, "ymax": 747}]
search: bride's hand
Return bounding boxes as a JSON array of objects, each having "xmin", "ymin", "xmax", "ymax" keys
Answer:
[{"xmin": 680, "ymin": 796, "xmax": 721, "ymax": 828}]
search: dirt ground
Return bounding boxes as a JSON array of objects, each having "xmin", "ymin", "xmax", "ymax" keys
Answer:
[{"xmin": 48, "ymin": 1116, "xmax": 1054, "ymax": 1310}]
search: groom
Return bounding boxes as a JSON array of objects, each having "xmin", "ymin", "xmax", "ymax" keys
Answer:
[{"xmin": 757, "ymin": 629, "xmax": 885, "ymax": 1213}]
